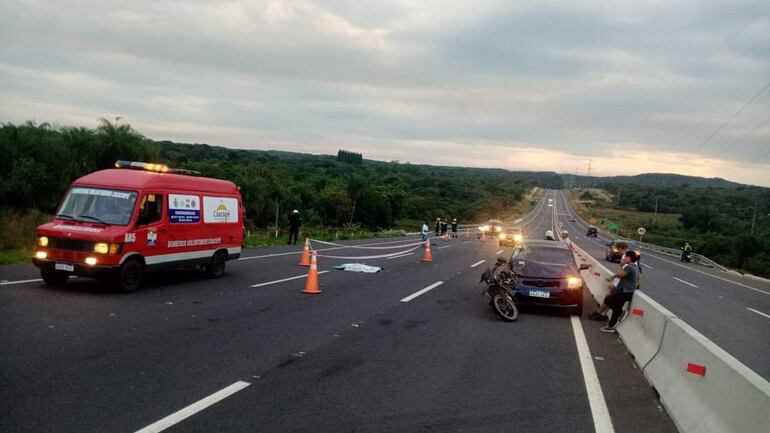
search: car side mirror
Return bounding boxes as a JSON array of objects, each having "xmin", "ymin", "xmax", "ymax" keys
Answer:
[{"xmin": 579, "ymin": 264, "xmax": 591, "ymax": 271}]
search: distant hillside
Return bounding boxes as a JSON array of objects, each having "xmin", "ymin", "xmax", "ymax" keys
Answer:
[{"xmin": 594, "ymin": 173, "xmax": 743, "ymax": 188}]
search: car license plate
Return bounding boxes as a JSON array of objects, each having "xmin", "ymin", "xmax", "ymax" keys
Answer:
[
  {"xmin": 529, "ymin": 290, "xmax": 550, "ymax": 298},
  {"xmin": 55, "ymin": 263, "xmax": 74, "ymax": 272}
]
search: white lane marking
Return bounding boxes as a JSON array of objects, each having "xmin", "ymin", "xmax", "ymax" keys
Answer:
[
  {"xmin": 747, "ymin": 307, "xmax": 770, "ymax": 320},
  {"xmin": 0, "ymin": 278, "xmax": 43, "ymax": 286},
  {"xmin": 640, "ymin": 263, "xmax": 653, "ymax": 269},
  {"xmin": 387, "ymin": 252, "xmax": 415, "ymax": 260},
  {"xmin": 641, "ymin": 253, "xmax": 769, "ymax": 296},
  {"xmin": 437, "ymin": 245, "xmax": 451, "ymax": 250},
  {"xmin": 470, "ymin": 260, "xmax": 486, "ymax": 268},
  {"xmin": 401, "ymin": 281, "xmax": 444, "ymax": 302},
  {"xmin": 249, "ymin": 271, "xmax": 330, "ymax": 288},
  {"xmin": 134, "ymin": 381, "xmax": 251, "ymax": 433},
  {"xmin": 673, "ymin": 277, "xmax": 698, "ymax": 288},
  {"xmin": 495, "ymin": 250, "xmax": 504, "ymax": 255},
  {"xmin": 570, "ymin": 316, "xmax": 615, "ymax": 433}
]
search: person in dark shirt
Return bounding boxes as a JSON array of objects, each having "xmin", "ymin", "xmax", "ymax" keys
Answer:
[
  {"xmin": 288, "ymin": 210, "xmax": 302, "ymax": 245},
  {"xmin": 601, "ymin": 250, "xmax": 640, "ymax": 333}
]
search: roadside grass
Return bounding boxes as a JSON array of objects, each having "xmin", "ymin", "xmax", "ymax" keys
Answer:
[
  {"xmin": 0, "ymin": 209, "xmax": 50, "ymax": 264},
  {"xmin": 567, "ymin": 189, "xmax": 688, "ymax": 247},
  {"xmin": 0, "ymin": 249, "xmax": 31, "ymax": 265}
]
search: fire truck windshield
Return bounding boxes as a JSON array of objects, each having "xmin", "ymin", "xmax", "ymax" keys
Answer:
[{"xmin": 56, "ymin": 187, "xmax": 138, "ymax": 226}]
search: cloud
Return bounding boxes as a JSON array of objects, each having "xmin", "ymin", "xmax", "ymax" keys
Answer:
[{"xmin": 1, "ymin": 0, "xmax": 769, "ymax": 186}]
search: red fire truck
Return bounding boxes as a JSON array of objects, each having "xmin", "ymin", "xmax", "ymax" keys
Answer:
[{"xmin": 32, "ymin": 161, "xmax": 244, "ymax": 292}]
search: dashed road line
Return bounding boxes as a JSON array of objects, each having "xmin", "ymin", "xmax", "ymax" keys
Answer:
[
  {"xmin": 134, "ymin": 381, "xmax": 251, "ymax": 433},
  {"xmin": 0, "ymin": 278, "xmax": 43, "ymax": 286},
  {"xmin": 400, "ymin": 281, "xmax": 444, "ymax": 303},
  {"xmin": 640, "ymin": 263, "xmax": 653, "ymax": 269},
  {"xmin": 495, "ymin": 250, "xmax": 503, "ymax": 255},
  {"xmin": 673, "ymin": 277, "xmax": 698, "ymax": 288},
  {"xmin": 437, "ymin": 245, "xmax": 451, "ymax": 250},
  {"xmin": 747, "ymin": 307, "xmax": 770, "ymax": 320},
  {"xmin": 570, "ymin": 316, "xmax": 615, "ymax": 433},
  {"xmin": 250, "ymin": 271, "xmax": 330, "ymax": 288},
  {"xmin": 470, "ymin": 260, "xmax": 486, "ymax": 268}
]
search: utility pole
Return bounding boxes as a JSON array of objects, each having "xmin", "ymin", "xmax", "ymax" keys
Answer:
[
  {"xmin": 751, "ymin": 207, "xmax": 756, "ymax": 235},
  {"xmin": 653, "ymin": 197, "xmax": 659, "ymax": 224},
  {"xmin": 617, "ymin": 188, "xmax": 621, "ymax": 206},
  {"xmin": 587, "ymin": 157, "xmax": 592, "ymax": 177}
]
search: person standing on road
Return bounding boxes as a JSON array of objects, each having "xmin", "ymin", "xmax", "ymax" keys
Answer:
[
  {"xmin": 421, "ymin": 221, "xmax": 430, "ymax": 242},
  {"xmin": 681, "ymin": 242, "xmax": 692, "ymax": 262},
  {"xmin": 441, "ymin": 219, "xmax": 448, "ymax": 236},
  {"xmin": 434, "ymin": 218, "xmax": 441, "ymax": 236},
  {"xmin": 288, "ymin": 210, "xmax": 302, "ymax": 245},
  {"xmin": 601, "ymin": 251, "xmax": 640, "ymax": 332},
  {"xmin": 451, "ymin": 218, "xmax": 458, "ymax": 238}
]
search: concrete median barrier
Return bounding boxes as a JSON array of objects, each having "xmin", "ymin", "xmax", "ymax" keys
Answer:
[
  {"xmin": 616, "ymin": 291, "xmax": 676, "ymax": 368},
  {"xmin": 643, "ymin": 317, "xmax": 770, "ymax": 433}
]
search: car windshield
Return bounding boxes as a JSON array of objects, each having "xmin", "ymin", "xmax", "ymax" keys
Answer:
[
  {"xmin": 514, "ymin": 245, "xmax": 573, "ymax": 265},
  {"xmin": 57, "ymin": 187, "xmax": 138, "ymax": 225}
]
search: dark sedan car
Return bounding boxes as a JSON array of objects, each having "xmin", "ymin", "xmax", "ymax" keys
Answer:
[
  {"xmin": 605, "ymin": 240, "xmax": 642, "ymax": 263},
  {"xmin": 507, "ymin": 240, "xmax": 590, "ymax": 315},
  {"xmin": 586, "ymin": 226, "xmax": 598, "ymax": 237}
]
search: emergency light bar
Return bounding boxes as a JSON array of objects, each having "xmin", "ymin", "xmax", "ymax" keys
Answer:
[{"xmin": 114, "ymin": 161, "xmax": 201, "ymax": 175}]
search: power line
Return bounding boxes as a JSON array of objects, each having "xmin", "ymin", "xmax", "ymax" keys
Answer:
[
  {"xmin": 714, "ymin": 115, "xmax": 770, "ymax": 156},
  {"xmin": 724, "ymin": 146, "xmax": 770, "ymax": 178},
  {"xmin": 692, "ymin": 82, "xmax": 770, "ymax": 152}
]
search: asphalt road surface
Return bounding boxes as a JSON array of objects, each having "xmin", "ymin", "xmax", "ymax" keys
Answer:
[
  {"xmin": 1, "ymin": 192, "xmax": 677, "ymax": 433},
  {"xmin": 553, "ymin": 190, "xmax": 770, "ymax": 380}
]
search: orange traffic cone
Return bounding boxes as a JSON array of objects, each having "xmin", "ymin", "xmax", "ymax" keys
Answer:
[
  {"xmin": 302, "ymin": 252, "xmax": 322, "ymax": 294},
  {"xmin": 443, "ymin": 233, "xmax": 450, "ymax": 241},
  {"xmin": 422, "ymin": 240, "xmax": 433, "ymax": 263},
  {"xmin": 299, "ymin": 238, "xmax": 311, "ymax": 266}
]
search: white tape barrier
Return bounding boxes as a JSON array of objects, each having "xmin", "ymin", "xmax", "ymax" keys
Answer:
[
  {"xmin": 644, "ymin": 318, "xmax": 770, "ymax": 433},
  {"xmin": 616, "ymin": 291, "xmax": 676, "ymax": 368},
  {"xmin": 315, "ymin": 243, "xmax": 426, "ymax": 260},
  {"xmin": 309, "ymin": 239, "xmax": 425, "ymax": 250}
]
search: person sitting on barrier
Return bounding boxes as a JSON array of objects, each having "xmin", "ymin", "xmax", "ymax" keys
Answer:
[
  {"xmin": 601, "ymin": 250, "xmax": 640, "ymax": 333},
  {"xmin": 681, "ymin": 242, "xmax": 692, "ymax": 262},
  {"xmin": 588, "ymin": 242, "xmax": 629, "ymax": 321}
]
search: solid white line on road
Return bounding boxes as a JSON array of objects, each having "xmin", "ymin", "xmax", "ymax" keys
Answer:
[
  {"xmin": 747, "ymin": 307, "xmax": 770, "ymax": 320},
  {"xmin": 401, "ymin": 281, "xmax": 444, "ymax": 303},
  {"xmin": 0, "ymin": 278, "xmax": 43, "ymax": 286},
  {"xmin": 134, "ymin": 381, "xmax": 251, "ymax": 433},
  {"xmin": 640, "ymin": 263, "xmax": 653, "ymax": 269},
  {"xmin": 249, "ymin": 271, "xmax": 330, "ymax": 288},
  {"xmin": 496, "ymin": 250, "xmax": 504, "ymax": 255},
  {"xmin": 570, "ymin": 316, "xmax": 615, "ymax": 433},
  {"xmin": 386, "ymin": 252, "xmax": 414, "ymax": 260},
  {"xmin": 437, "ymin": 245, "xmax": 451, "ymax": 250},
  {"xmin": 673, "ymin": 277, "xmax": 698, "ymax": 288},
  {"xmin": 470, "ymin": 260, "xmax": 486, "ymax": 268}
]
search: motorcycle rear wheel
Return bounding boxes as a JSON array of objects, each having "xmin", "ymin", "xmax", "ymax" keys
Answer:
[{"xmin": 492, "ymin": 294, "xmax": 518, "ymax": 322}]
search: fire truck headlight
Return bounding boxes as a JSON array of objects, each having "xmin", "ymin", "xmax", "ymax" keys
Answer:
[
  {"xmin": 35, "ymin": 251, "xmax": 47, "ymax": 259},
  {"xmin": 85, "ymin": 257, "xmax": 97, "ymax": 266},
  {"xmin": 93, "ymin": 243, "xmax": 109, "ymax": 254},
  {"xmin": 37, "ymin": 236, "xmax": 49, "ymax": 247}
]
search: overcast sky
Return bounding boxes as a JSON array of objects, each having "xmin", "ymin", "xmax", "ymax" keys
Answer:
[{"xmin": 2, "ymin": 0, "xmax": 769, "ymax": 186}]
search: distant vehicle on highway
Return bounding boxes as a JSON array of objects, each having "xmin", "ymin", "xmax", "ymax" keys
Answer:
[
  {"xmin": 605, "ymin": 240, "xmax": 642, "ymax": 263},
  {"xmin": 499, "ymin": 227, "xmax": 524, "ymax": 246},
  {"xmin": 507, "ymin": 240, "xmax": 590, "ymax": 315},
  {"xmin": 544, "ymin": 230, "xmax": 555, "ymax": 240},
  {"xmin": 570, "ymin": 217, "xmax": 577, "ymax": 222},
  {"xmin": 479, "ymin": 219, "xmax": 503, "ymax": 237},
  {"xmin": 32, "ymin": 161, "xmax": 244, "ymax": 292},
  {"xmin": 586, "ymin": 226, "xmax": 598, "ymax": 237}
]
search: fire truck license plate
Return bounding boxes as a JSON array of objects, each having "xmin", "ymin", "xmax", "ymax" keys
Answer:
[{"xmin": 55, "ymin": 263, "xmax": 74, "ymax": 272}]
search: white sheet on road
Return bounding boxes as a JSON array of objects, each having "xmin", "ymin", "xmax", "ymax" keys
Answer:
[{"xmin": 333, "ymin": 263, "xmax": 382, "ymax": 273}]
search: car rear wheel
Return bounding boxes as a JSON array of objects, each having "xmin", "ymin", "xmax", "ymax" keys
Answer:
[
  {"xmin": 41, "ymin": 269, "xmax": 68, "ymax": 286},
  {"xmin": 115, "ymin": 259, "xmax": 143, "ymax": 293},
  {"xmin": 206, "ymin": 251, "xmax": 227, "ymax": 278}
]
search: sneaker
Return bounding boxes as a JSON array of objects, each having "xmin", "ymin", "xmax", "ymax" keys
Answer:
[
  {"xmin": 588, "ymin": 312, "xmax": 607, "ymax": 321},
  {"xmin": 600, "ymin": 326, "xmax": 617, "ymax": 333}
]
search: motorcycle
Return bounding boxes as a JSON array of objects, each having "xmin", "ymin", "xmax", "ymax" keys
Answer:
[
  {"xmin": 480, "ymin": 257, "xmax": 519, "ymax": 322},
  {"xmin": 681, "ymin": 249, "xmax": 691, "ymax": 263}
]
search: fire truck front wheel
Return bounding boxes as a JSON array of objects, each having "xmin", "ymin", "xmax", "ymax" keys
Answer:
[{"xmin": 115, "ymin": 258, "xmax": 143, "ymax": 293}]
